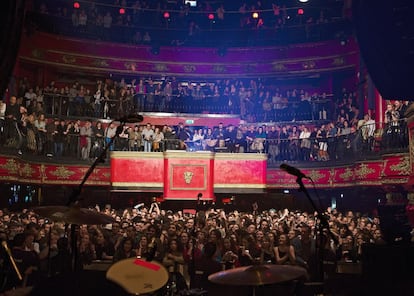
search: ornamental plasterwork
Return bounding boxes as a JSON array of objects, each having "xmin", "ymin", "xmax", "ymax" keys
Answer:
[
  {"xmin": 92, "ymin": 59, "xmax": 109, "ymax": 67},
  {"xmin": 62, "ymin": 55, "xmax": 77, "ymax": 64},
  {"xmin": 184, "ymin": 171, "xmax": 194, "ymax": 184},
  {"xmin": 20, "ymin": 163, "xmax": 34, "ymax": 178},
  {"xmin": 0, "ymin": 159, "xmax": 19, "ymax": 175},
  {"xmin": 102, "ymin": 172, "xmax": 111, "ymax": 179},
  {"xmin": 212, "ymin": 65, "xmax": 226, "ymax": 73},
  {"xmin": 355, "ymin": 163, "xmax": 375, "ymax": 179},
  {"xmin": 307, "ymin": 170, "xmax": 324, "ymax": 182},
  {"xmin": 390, "ymin": 156, "xmax": 410, "ymax": 175},
  {"xmin": 183, "ymin": 65, "xmax": 197, "ymax": 73},
  {"xmin": 339, "ymin": 168, "xmax": 353, "ymax": 181},
  {"xmin": 78, "ymin": 168, "xmax": 88, "ymax": 175},
  {"xmin": 31, "ymin": 49, "xmax": 45, "ymax": 59},
  {"xmin": 50, "ymin": 166, "xmax": 75, "ymax": 179},
  {"xmin": 124, "ymin": 62, "xmax": 137, "ymax": 71},
  {"xmin": 153, "ymin": 63, "xmax": 168, "ymax": 72},
  {"xmin": 272, "ymin": 63, "xmax": 286, "ymax": 71},
  {"xmin": 302, "ymin": 61, "xmax": 316, "ymax": 69},
  {"xmin": 332, "ymin": 57, "xmax": 345, "ymax": 66},
  {"xmin": 381, "ymin": 178, "xmax": 409, "ymax": 184}
]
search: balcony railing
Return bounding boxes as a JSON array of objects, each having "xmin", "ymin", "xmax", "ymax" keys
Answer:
[
  {"xmin": 29, "ymin": 10, "xmax": 352, "ymax": 47},
  {"xmin": 0, "ymin": 117, "xmax": 408, "ymax": 167}
]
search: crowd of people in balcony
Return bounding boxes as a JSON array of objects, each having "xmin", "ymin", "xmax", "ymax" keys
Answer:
[
  {"xmin": 0, "ymin": 201, "xmax": 391, "ymax": 292},
  {"xmin": 30, "ymin": 0, "xmax": 350, "ymax": 46},
  {"xmin": 13, "ymin": 76, "xmax": 335, "ymax": 122},
  {"xmin": 0, "ymin": 75, "xmax": 410, "ymax": 161}
]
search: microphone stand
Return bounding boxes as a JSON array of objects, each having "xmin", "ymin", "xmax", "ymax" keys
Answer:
[
  {"xmin": 66, "ymin": 121, "xmax": 127, "ymax": 273},
  {"xmin": 295, "ymin": 176, "xmax": 336, "ymax": 284},
  {"xmin": 189, "ymin": 193, "xmax": 202, "ymax": 289}
]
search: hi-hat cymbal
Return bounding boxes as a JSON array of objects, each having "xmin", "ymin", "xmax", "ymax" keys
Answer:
[
  {"xmin": 208, "ymin": 264, "xmax": 307, "ymax": 286},
  {"xmin": 33, "ymin": 206, "xmax": 115, "ymax": 225},
  {"xmin": 106, "ymin": 258, "xmax": 169, "ymax": 295}
]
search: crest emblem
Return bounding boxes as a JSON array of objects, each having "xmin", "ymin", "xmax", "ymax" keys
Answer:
[{"xmin": 184, "ymin": 171, "xmax": 194, "ymax": 184}]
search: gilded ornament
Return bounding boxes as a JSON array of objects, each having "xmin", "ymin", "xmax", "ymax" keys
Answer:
[
  {"xmin": 307, "ymin": 170, "xmax": 324, "ymax": 182},
  {"xmin": 390, "ymin": 156, "xmax": 410, "ymax": 175},
  {"xmin": 124, "ymin": 62, "xmax": 137, "ymax": 71},
  {"xmin": 339, "ymin": 168, "xmax": 354, "ymax": 181},
  {"xmin": 302, "ymin": 61, "xmax": 316, "ymax": 69},
  {"xmin": 212, "ymin": 65, "xmax": 226, "ymax": 73},
  {"xmin": 332, "ymin": 57, "xmax": 344, "ymax": 66},
  {"xmin": 92, "ymin": 59, "xmax": 109, "ymax": 67},
  {"xmin": 154, "ymin": 63, "xmax": 168, "ymax": 72},
  {"xmin": 31, "ymin": 49, "xmax": 44, "ymax": 59},
  {"xmin": 0, "ymin": 159, "xmax": 19, "ymax": 175},
  {"xmin": 355, "ymin": 163, "xmax": 375, "ymax": 179},
  {"xmin": 184, "ymin": 171, "xmax": 194, "ymax": 184},
  {"xmin": 183, "ymin": 65, "xmax": 197, "ymax": 73},
  {"xmin": 20, "ymin": 163, "xmax": 34, "ymax": 178},
  {"xmin": 272, "ymin": 63, "xmax": 286, "ymax": 71},
  {"xmin": 50, "ymin": 166, "xmax": 75, "ymax": 179},
  {"xmin": 62, "ymin": 55, "xmax": 76, "ymax": 64}
]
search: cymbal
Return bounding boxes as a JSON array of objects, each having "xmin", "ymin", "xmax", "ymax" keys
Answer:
[
  {"xmin": 106, "ymin": 258, "xmax": 169, "ymax": 294},
  {"xmin": 32, "ymin": 206, "xmax": 115, "ymax": 225},
  {"xmin": 2, "ymin": 286, "xmax": 33, "ymax": 296},
  {"xmin": 208, "ymin": 264, "xmax": 307, "ymax": 286}
]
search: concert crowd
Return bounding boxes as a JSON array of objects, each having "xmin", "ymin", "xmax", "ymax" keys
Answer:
[{"xmin": 0, "ymin": 201, "xmax": 392, "ymax": 294}]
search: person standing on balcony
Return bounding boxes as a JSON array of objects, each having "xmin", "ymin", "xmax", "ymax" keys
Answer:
[
  {"xmin": 93, "ymin": 82, "xmax": 103, "ymax": 118},
  {"xmin": 51, "ymin": 118, "xmax": 63, "ymax": 157},
  {"xmin": 80, "ymin": 120, "xmax": 93, "ymax": 161},
  {"xmin": 383, "ymin": 102, "xmax": 400, "ymax": 149},
  {"xmin": 142, "ymin": 123, "xmax": 154, "ymax": 152}
]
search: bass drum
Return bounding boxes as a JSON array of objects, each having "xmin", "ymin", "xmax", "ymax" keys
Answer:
[{"xmin": 106, "ymin": 258, "xmax": 169, "ymax": 295}]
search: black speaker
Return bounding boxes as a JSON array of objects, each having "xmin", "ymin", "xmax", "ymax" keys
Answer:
[{"xmin": 377, "ymin": 204, "xmax": 411, "ymax": 244}]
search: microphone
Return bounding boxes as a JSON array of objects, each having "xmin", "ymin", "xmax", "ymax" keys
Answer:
[
  {"xmin": 1, "ymin": 240, "xmax": 23, "ymax": 281},
  {"xmin": 280, "ymin": 163, "xmax": 306, "ymax": 179},
  {"xmin": 114, "ymin": 113, "xmax": 144, "ymax": 123}
]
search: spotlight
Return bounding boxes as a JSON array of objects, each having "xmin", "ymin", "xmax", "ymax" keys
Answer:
[
  {"xmin": 252, "ymin": 12, "xmax": 259, "ymax": 19},
  {"xmin": 119, "ymin": 7, "xmax": 126, "ymax": 14},
  {"xmin": 297, "ymin": 8, "xmax": 304, "ymax": 15},
  {"xmin": 73, "ymin": 1, "xmax": 80, "ymax": 9},
  {"xmin": 208, "ymin": 13, "xmax": 214, "ymax": 20},
  {"xmin": 298, "ymin": 0, "xmax": 309, "ymax": 2},
  {"xmin": 163, "ymin": 11, "xmax": 170, "ymax": 19}
]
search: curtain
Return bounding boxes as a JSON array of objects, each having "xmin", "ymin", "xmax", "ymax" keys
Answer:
[{"xmin": 0, "ymin": 0, "xmax": 26, "ymax": 99}]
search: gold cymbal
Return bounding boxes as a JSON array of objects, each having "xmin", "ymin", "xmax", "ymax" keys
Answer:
[
  {"xmin": 208, "ymin": 264, "xmax": 307, "ymax": 286},
  {"xmin": 33, "ymin": 206, "xmax": 115, "ymax": 225}
]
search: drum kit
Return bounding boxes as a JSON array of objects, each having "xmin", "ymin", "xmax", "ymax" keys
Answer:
[{"xmin": 3, "ymin": 206, "xmax": 307, "ymax": 296}]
